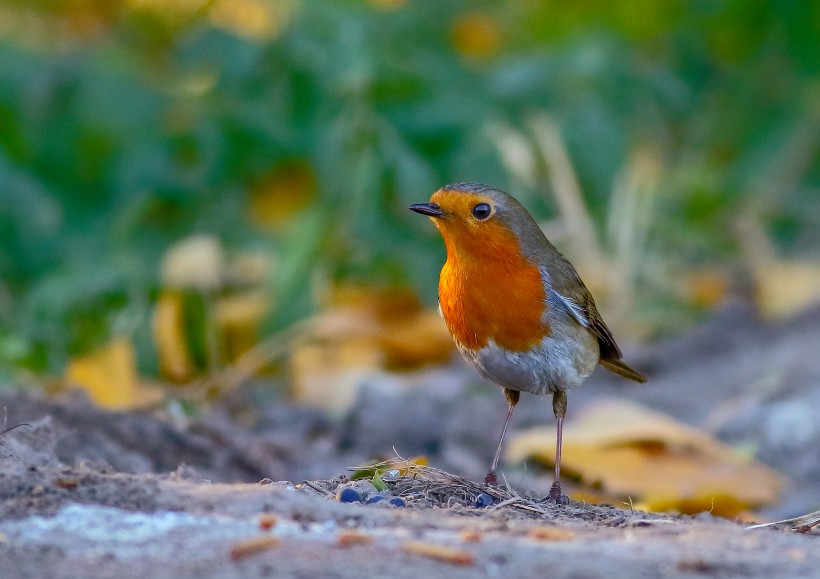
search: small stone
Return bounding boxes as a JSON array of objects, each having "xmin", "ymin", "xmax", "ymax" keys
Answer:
[
  {"xmin": 366, "ymin": 495, "xmax": 385, "ymax": 505},
  {"xmin": 475, "ymin": 493, "xmax": 494, "ymax": 508},
  {"xmin": 337, "ymin": 488, "xmax": 363, "ymax": 503},
  {"xmin": 388, "ymin": 497, "xmax": 406, "ymax": 508}
]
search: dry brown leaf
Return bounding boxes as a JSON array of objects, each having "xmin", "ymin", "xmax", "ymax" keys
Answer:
[
  {"xmin": 506, "ymin": 400, "xmax": 785, "ymax": 517},
  {"xmin": 290, "ymin": 286, "xmax": 454, "ymax": 413}
]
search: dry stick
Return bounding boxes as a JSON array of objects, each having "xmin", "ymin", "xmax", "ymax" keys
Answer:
[
  {"xmin": 301, "ymin": 480, "xmax": 333, "ymax": 496},
  {"xmin": 751, "ymin": 100, "xmax": 820, "ymax": 209},
  {"xmin": 529, "ymin": 113, "xmax": 605, "ymax": 275},
  {"xmin": 352, "ymin": 457, "xmax": 612, "ymax": 520},
  {"xmin": 486, "ymin": 121, "xmax": 538, "ymax": 190},
  {"xmin": 606, "ymin": 147, "xmax": 659, "ymax": 324},
  {"xmin": 163, "ymin": 319, "xmax": 313, "ymax": 408},
  {"xmin": 215, "ymin": 319, "xmax": 313, "ymax": 392},
  {"xmin": 489, "ymin": 497, "xmax": 523, "ymax": 510},
  {"xmin": 747, "ymin": 510, "xmax": 820, "ymax": 532},
  {"xmin": 734, "ymin": 102, "xmax": 820, "ymax": 292},
  {"xmin": 0, "ymin": 406, "xmax": 30, "ymax": 437}
]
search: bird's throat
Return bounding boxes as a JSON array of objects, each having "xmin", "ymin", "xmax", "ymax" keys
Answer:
[{"xmin": 438, "ymin": 228, "xmax": 549, "ymax": 353}]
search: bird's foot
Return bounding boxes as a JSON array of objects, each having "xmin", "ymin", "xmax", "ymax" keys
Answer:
[
  {"xmin": 484, "ymin": 470, "xmax": 497, "ymax": 486},
  {"xmin": 546, "ymin": 480, "xmax": 569, "ymax": 505}
]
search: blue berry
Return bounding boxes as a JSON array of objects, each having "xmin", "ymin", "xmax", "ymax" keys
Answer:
[
  {"xmin": 337, "ymin": 488, "xmax": 363, "ymax": 503},
  {"xmin": 366, "ymin": 495, "xmax": 385, "ymax": 504},
  {"xmin": 475, "ymin": 493, "xmax": 494, "ymax": 508},
  {"xmin": 388, "ymin": 497, "xmax": 406, "ymax": 508}
]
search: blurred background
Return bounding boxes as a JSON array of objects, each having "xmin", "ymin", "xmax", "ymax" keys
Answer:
[{"xmin": 1, "ymin": 0, "xmax": 819, "ymax": 517}]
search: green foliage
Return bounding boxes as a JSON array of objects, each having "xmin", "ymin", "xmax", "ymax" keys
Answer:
[{"xmin": 0, "ymin": 0, "xmax": 818, "ymax": 377}]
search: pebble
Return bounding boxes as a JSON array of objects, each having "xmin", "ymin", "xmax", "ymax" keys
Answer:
[
  {"xmin": 388, "ymin": 497, "xmax": 406, "ymax": 508},
  {"xmin": 475, "ymin": 493, "xmax": 495, "ymax": 508},
  {"xmin": 337, "ymin": 488, "xmax": 363, "ymax": 503}
]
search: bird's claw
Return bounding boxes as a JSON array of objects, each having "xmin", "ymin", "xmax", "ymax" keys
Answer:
[
  {"xmin": 546, "ymin": 481, "xmax": 569, "ymax": 505},
  {"xmin": 484, "ymin": 471, "xmax": 497, "ymax": 486}
]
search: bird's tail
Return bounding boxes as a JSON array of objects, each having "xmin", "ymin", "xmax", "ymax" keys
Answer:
[{"xmin": 600, "ymin": 358, "xmax": 646, "ymax": 383}]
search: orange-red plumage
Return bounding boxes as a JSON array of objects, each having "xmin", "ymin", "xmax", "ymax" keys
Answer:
[
  {"xmin": 410, "ymin": 183, "xmax": 645, "ymax": 503},
  {"xmin": 433, "ymin": 190, "xmax": 549, "ymax": 352}
]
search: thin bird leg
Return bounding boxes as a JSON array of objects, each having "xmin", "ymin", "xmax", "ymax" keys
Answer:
[
  {"xmin": 485, "ymin": 388, "xmax": 520, "ymax": 485},
  {"xmin": 547, "ymin": 390, "xmax": 568, "ymax": 504}
]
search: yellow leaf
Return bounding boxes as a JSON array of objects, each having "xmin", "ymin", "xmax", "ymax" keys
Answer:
[
  {"xmin": 209, "ymin": 0, "xmax": 293, "ymax": 40},
  {"xmin": 248, "ymin": 161, "xmax": 316, "ymax": 231},
  {"xmin": 65, "ymin": 338, "xmax": 138, "ymax": 409},
  {"xmin": 506, "ymin": 400, "xmax": 785, "ymax": 517},
  {"xmin": 735, "ymin": 215, "xmax": 820, "ymax": 319},
  {"xmin": 451, "ymin": 12, "xmax": 501, "ymax": 59},
  {"xmin": 754, "ymin": 261, "xmax": 820, "ymax": 320},
  {"xmin": 153, "ymin": 291, "xmax": 195, "ymax": 383},
  {"xmin": 215, "ymin": 290, "xmax": 272, "ymax": 362},
  {"xmin": 290, "ymin": 338, "xmax": 383, "ymax": 415},
  {"xmin": 397, "ymin": 455, "xmax": 428, "ymax": 475}
]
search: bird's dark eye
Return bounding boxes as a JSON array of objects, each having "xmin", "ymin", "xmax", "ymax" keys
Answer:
[{"xmin": 471, "ymin": 203, "xmax": 492, "ymax": 220}]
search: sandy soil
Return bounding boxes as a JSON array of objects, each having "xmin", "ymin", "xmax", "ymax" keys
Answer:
[{"xmin": 1, "ymin": 302, "xmax": 819, "ymax": 578}]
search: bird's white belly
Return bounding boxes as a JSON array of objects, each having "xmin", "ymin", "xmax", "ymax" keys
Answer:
[{"xmin": 457, "ymin": 324, "xmax": 599, "ymax": 395}]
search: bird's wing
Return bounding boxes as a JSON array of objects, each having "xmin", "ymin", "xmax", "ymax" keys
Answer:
[
  {"xmin": 541, "ymin": 259, "xmax": 645, "ymax": 383},
  {"xmin": 541, "ymin": 263, "xmax": 623, "ymax": 361},
  {"xmin": 550, "ymin": 285, "xmax": 623, "ymax": 360}
]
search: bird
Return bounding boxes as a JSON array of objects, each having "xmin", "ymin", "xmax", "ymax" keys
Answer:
[{"xmin": 409, "ymin": 182, "xmax": 645, "ymax": 503}]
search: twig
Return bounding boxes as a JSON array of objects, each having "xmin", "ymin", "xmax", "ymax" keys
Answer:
[
  {"xmin": 489, "ymin": 497, "xmax": 523, "ymax": 510},
  {"xmin": 529, "ymin": 113, "xmax": 604, "ymax": 273},
  {"xmin": 747, "ymin": 510, "xmax": 820, "ymax": 532},
  {"xmin": 0, "ymin": 407, "xmax": 31, "ymax": 437},
  {"xmin": 301, "ymin": 480, "xmax": 333, "ymax": 496}
]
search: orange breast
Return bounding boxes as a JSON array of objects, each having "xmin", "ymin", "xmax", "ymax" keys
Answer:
[{"xmin": 437, "ymin": 221, "xmax": 549, "ymax": 353}]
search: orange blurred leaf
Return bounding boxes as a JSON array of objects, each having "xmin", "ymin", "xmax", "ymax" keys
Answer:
[
  {"xmin": 506, "ymin": 400, "xmax": 785, "ymax": 517},
  {"xmin": 683, "ymin": 267, "xmax": 731, "ymax": 309}
]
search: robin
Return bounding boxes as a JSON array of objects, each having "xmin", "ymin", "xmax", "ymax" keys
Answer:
[{"xmin": 410, "ymin": 183, "xmax": 645, "ymax": 503}]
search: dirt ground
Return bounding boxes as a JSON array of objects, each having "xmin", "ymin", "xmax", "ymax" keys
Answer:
[{"xmin": 1, "ymin": 302, "xmax": 819, "ymax": 578}]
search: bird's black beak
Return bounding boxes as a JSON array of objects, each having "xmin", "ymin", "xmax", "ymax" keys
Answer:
[{"xmin": 409, "ymin": 202, "xmax": 446, "ymax": 218}]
